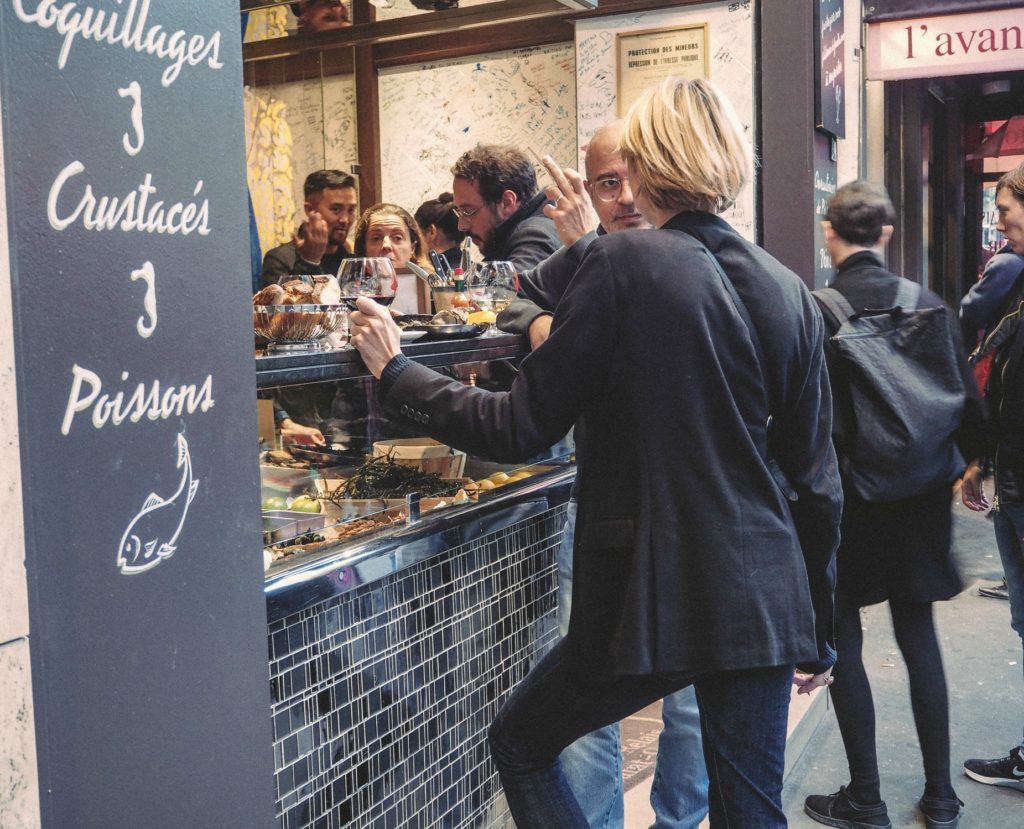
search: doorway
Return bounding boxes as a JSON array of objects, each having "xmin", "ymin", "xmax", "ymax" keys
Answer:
[{"xmin": 882, "ymin": 70, "xmax": 1024, "ymax": 307}]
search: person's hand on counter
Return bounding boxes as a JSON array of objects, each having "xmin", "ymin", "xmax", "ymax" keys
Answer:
[
  {"xmin": 279, "ymin": 418, "xmax": 326, "ymax": 446},
  {"xmin": 293, "ymin": 210, "xmax": 329, "ymax": 266},
  {"xmin": 541, "ymin": 155, "xmax": 599, "ymax": 248},
  {"xmin": 350, "ymin": 296, "xmax": 402, "ymax": 378}
]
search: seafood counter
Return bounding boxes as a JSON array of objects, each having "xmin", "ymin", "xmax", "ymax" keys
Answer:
[
  {"xmin": 255, "ymin": 334, "xmax": 576, "ymax": 597},
  {"xmin": 257, "ymin": 335, "xmax": 574, "ymax": 828}
]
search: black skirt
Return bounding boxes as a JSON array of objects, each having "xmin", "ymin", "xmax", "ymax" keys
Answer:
[{"xmin": 836, "ymin": 482, "xmax": 964, "ymax": 608}]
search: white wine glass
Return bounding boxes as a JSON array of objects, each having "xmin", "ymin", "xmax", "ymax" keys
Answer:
[{"xmin": 468, "ymin": 261, "xmax": 518, "ymax": 313}]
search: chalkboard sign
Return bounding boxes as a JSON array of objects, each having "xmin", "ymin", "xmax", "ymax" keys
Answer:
[
  {"xmin": 813, "ymin": 132, "xmax": 839, "ymax": 288},
  {"xmin": 816, "ymin": 0, "xmax": 846, "ymax": 138},
  {"xmin": 0, "ymin": 3, "xmax": 273, "ymax": 827}
]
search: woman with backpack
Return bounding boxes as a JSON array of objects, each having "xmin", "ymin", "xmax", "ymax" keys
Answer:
[{"xmin": 804, "ymin": 181, "xmax": 985, "ymax": 829}]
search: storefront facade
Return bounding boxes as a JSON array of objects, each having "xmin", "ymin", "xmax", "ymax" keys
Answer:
[{"xmin": 2, "ymin": 2, "xmax": 866, "ymax": 827}]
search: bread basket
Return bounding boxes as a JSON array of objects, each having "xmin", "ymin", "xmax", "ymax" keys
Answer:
[{"xmin": 253, "ymin": 304, "xmax": 346, "ymax": 349}]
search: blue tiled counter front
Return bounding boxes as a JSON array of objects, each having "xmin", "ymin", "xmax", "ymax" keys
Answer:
[{"xmin": 265, "ymin": 477, "xmax": 572, "ymax": 829}]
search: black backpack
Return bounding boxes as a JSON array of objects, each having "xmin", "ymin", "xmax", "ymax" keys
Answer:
[{"xmin": 814, "ymin": 280, "xmax": 967, "ymax": 502}]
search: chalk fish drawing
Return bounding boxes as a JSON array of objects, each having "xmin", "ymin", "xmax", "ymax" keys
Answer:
[{"xmin": 117, "ymin": 433, "xmax": 199, "ymax": 575}]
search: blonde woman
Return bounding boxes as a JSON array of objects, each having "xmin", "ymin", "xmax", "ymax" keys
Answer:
[{"xmin": 349, "ymin": 78, "xmax": 842, "ymax": 828}]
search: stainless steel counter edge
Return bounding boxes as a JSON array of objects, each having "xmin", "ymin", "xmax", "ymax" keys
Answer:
[{"xmin": 264, "ymin": 467, "xmax": 575, "ymax": 622}]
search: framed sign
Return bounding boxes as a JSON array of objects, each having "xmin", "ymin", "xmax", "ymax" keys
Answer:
[
  {"xmin": 816, "ymin": 0, "xmax": 846, "ymax": 137},
  {"xmin": 616, "ymin": 24, "xmax": 709, "ymax": 116}
]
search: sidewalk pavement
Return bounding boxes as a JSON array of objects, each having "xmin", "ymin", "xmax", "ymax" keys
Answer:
[{"xmin": 783, "ymin": 498, "xmax": 1023, "ymax": 828}]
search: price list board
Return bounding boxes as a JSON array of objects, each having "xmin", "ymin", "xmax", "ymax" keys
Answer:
[{"xmin": 0, "ymin": 3, "xmax": 273, "ymax": 827}]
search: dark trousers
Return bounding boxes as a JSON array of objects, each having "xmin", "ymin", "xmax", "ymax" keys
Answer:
[
  {"xmin": 831, "ymin": 599, "xmax": 954, "ymax": 802},
  {"xmin": 488, "ymin": 636, "xmax": 793, "ymax": 828}
]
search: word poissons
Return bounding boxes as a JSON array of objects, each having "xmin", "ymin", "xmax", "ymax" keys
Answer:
[{"xmin": 62, "ymin": 365, "xmax": 215, "ymax": 435}]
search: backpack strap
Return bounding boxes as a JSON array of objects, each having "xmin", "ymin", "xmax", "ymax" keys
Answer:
[
  {"xmin": 894, "ymin": 279, "xmax": 921, "ymax": 311},
  {"xmin": 813, "ymin": 287, "xmax": 855, "ymax": 325}
]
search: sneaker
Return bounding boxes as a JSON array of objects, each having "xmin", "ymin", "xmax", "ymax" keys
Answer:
[
  {"xmin": 804, "ymin": 785, "xmax": 892, "ymax": 829},
  {"xmin": 978, "ymin": 577, "xmax": 1009, "ymax": 599},
  {"xmin": 964, "ymin": 745, "xmax": 1024, "ymax": 790},
  {"xmin": 918, "ymin": 794, "xmax": 963, "ymax": 828}
]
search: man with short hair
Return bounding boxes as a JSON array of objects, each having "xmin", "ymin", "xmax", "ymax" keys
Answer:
[
  {"xmin": 497, "ymin": 121, "xmax": 649, "ymax": 348},
  {"xmin": 451, "ymin": 144, "xmax": 560, "ymax": 272},
  {"xmin": 261, "ymin": 170, "xmax": 357, "ymax": 285},
  {"xmin": 498, "ymin": 121, "xmax": 711, "ymax": 829}
]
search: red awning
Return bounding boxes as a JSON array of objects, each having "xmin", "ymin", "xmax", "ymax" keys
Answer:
[{"xmin": 970, "ymin": 116, "xmax": 1024, "ymax": 159}]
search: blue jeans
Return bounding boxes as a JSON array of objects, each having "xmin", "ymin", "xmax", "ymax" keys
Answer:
[
  {"xmin": 488, "ymin": 636, "xmax": 793, "ymax": 829},
  {"xmin": 556, "ymin": 499, "xmax": 709, "ymax": 829},
  {"xmin": 993, "ymin": 501, "xmax": 1024, "ymax": 743},
  {"xmin": 651, "ymin": 686, "xmax": 709, "ymax": 829}
]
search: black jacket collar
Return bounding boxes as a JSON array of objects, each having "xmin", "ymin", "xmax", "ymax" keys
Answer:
[
  {"xmin": 835, "ymin": 249, "xmax": 884, "ymax": 275},
  {"xmin": 660, "ymin": 210, "xmax": 733, "ymax": 238},
  {"xmin": 483, "ymin": 191, "xmax": 550, "ymax": 260}
]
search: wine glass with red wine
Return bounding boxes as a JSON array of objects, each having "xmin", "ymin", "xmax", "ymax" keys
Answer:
[{"xmin": 337, "ymin": 257, "xmax": 398, "ymax": 310}]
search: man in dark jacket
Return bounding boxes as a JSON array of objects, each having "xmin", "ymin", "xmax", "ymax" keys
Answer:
[
  {"xmin": 961, "ymin": 160, "xmax": 1024, "ymax": 796},
  {"xmin": 260, "ymin": 170, "xmax": 357, "ymax": 286},
  {"xmin": 451, "ymin": 145, "xmax": 560, "ymax": 274},
  {"xmin": 960, "ymin": 243, "xmax": 1024, "ymax": 600}
]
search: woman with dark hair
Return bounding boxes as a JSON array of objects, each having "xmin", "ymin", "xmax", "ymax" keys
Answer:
[
  {"xmin": 804, "ymin": 180, "xmax": 983, "ymax": 829},
  {"xmin": 414, "ymin": 192, "xmax": 466, "ymax": 271},
  {"xmin": 352, "ymin": 203, "xmax": 430, "ymax": 271}
]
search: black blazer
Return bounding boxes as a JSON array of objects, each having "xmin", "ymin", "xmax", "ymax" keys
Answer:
[{"xmin": 384, "ymin": 211, "xmax": 842, "ymax": 676}]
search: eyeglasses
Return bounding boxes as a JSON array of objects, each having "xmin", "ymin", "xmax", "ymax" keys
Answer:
[
  {"xmin": 453, "ymin": 204, "xmax": 484, "ymax": 219},
  {"xmin": 591, "ymin": 176, "xmax": 631, "ymax": 202}
]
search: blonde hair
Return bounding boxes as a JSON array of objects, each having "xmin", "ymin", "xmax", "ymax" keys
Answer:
[{"xmin": 620, "ymin": 77, "xmax": 752, "ymax": 215}]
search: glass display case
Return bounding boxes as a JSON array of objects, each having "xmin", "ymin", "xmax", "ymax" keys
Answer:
[{"xmin": 257, "ymin": 333, "xmax": 575, "ymax": 577}]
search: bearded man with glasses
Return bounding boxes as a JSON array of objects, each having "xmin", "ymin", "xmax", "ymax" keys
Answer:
[{"xmin": 451, "ymin": 145, "xmax": 560, "ymax": 274}]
